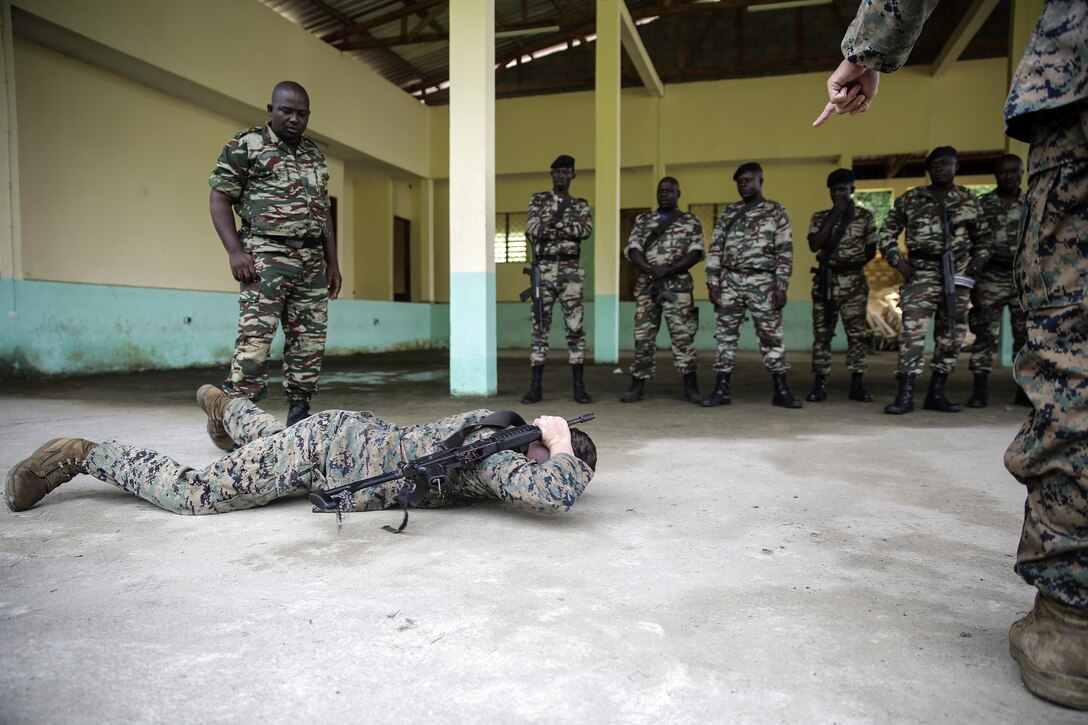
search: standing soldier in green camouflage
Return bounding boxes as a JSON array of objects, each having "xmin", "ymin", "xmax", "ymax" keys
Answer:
[
  {"xmin": 209, "ymin": 81, "xmax": 341, "ymax": 432},
  {"xmin": 704, "ymin": 162, "xmax": 802, "ymax": 408},
  {"xmin": 520, "ymin": 155, "xmax": 594, "ymax": 406},
  {"xmin": 805, "ymin": 168, "xmax": 878, "ymax": 403},
  {"xmin": 620, "ymin": 177, "xmax": 707, "ymax": 405},
  {"xmin": 4, "ymin": 386, "xmax": 596, "ymax": 517},
  {"xmin": 877, "ymin": 147, "xmax": 990, "ymax": 415},
  {"xmin": 816, "ymin": 1, "xmax": 1088, "ymax": 708},
  {"xmin": 967, "ymin": 155, "xmax": 1029, "ymax": 408}
]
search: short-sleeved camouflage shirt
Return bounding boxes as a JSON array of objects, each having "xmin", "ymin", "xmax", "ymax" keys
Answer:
[
  {"xmin": 624, "ymin": 210, "xmax": 704, "ymax": 295},
  {"xmin": 978, "ymin": 190, "xmax": 1024, "ymax": 263},
  {"xmin": 209, "ymin": 123, "xmax": 330, "ymax": 240},
  {"xmin": 878, "ymin": 185, "xmax": 989, "ymax": 268},
  {"xmin": 807, "ymin": 204, "xmax": 878, "ymax": 267},
  {"xmin": 705, "ymin": 199, "xmax": 793, "ymax": 283}
]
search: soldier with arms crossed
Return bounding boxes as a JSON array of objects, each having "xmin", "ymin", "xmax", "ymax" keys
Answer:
[
  {"xmin": 620, "ymin": 177, "xmax": 707, "ymax": 405},
  {"xmin": 209, "ymin": 81, "xmax": 342, "ymax": 430},
  {"xmin": 704, "ymin": 163, "xmax": 802, "ymax": 408},
  {"xmin": 520, "ymin": 155, "xmax": 594, "ymax": 406},
  {"xmin": 805, "ymin": 168, "xmax": 878, "ymax": 403}
]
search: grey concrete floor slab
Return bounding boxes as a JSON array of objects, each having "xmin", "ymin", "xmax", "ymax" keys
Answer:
[{"xmin": 0, "ymin": 350, "xmax": 1082, "ymax": 724}]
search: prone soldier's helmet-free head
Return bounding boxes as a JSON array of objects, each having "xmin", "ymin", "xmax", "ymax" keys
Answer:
[
  {"xmin": 551, "ymin": 154, "xmax": 576, "ymax": 170},
  {"xmin": 570, "ymin": 428, "xmax": 597, "ymax": 471}
]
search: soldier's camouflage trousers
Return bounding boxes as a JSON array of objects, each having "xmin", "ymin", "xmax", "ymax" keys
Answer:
[
  {"xmin": 811, "ymin": 270, "xmax": 869, "ymax": 375},
  {"xmin": 83, "ymin": 400, "xmax": 397, "ymax": 515},
  {"xmin": 1005, "ymin": 110, "xmax": 1088, "ymax": 610},
  {"xmin": 968, "ymin": 263, "xmax": 1028, "ymax": 373},
  {"xmin": 895, "ymin": 266, "xmax": 968, "ymax": 378},
  {"xmin": 223, "ymin": 246, "xmax": 328, "ymax": 403},
  {"xmin": 530, "ymin": 260, "xmax": 586, "ymax": 366},
  {"xmin": 629, "ymin": 290, "xmax": 699, "ymax": 379},
  {"xmin": 713, "ymin": 270, "xmax": 790, "ymax": 374}
]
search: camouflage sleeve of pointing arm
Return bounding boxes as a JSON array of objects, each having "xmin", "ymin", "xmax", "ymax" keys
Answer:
[
  {"xmin": 208, "ymin": 135, "xmax": 252, "ymax": 199},
  {"xmin": 878, "ymin": 195, "xmax": 908, "ymax": 266},
  {"xmin": 774, "ymin": 204, "xmax": 793, "ymax": 285},
  {"xmin": 840, "ymin": 0, "xmax": 940, "ymax": 73},
  {"xmin": 470, "ymin": 450, "xmax": 593, "ymax": 514}
]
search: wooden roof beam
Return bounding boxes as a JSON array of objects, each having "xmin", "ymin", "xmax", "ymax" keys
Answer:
[
  {"xmin": 930, "ymin": 0, "xmax": 1000, "ymax": 78},
  {"xmin": 620, "ymin": 0, "xmax": 664, "ymax": 96}
]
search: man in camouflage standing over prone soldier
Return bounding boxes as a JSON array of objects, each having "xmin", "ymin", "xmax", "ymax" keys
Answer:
[
  {"xmin": 208, "ymin": 81, "xmax": 341, "ymax": 433},
  {"xmin": 619, "ymin": 176, "xmax": 707, "ymax": 405},
  {"xmin": 520, "ymin": 155, "xmax": 594, "ymax": 405},
  {"xmin": 879, "ymin": 146, "xmax": 990, "ymax": 415},
  {"xmin": 966, "ymin": 154, "xmax": 1029, "ymax": 408},
  {"xmin": 805, "ymin": 168, "xmax": 878, "ymax": 403},
  {"xmin": 704, "ymin": 162, "xmax": 803, "ymax": 408}
]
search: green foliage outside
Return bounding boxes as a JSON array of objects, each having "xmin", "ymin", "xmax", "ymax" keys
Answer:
[{"xmin": 854, "ymin": 189, "xmax": 893, "ymax": 228}]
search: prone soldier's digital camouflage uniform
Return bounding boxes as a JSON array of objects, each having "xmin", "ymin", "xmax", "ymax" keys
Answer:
[
  {"xmin": 82, "ymin": 400, "xmax": 592, "ymax": 515},
  {"xmin": 624, "ymin": 210, "xmax": 704, "ymax": 379},
  {"xmin": 969, "ymin": 189, "xmax": 1028, "ymax": 374},
  {"xmin": 845, "ymin": 0, "xmax": 1088, "ymax": 612},
  {"xmin": 878, "ymin": 184, "xmax": 989, "ymax": 378},
  {"xmin": 705, "ymin": 200, "xmax": 793, "ymax": 374},
  {"xmin": 808, "ymin": 205, "xmax": 877, "ymax": 375},
  {"xmin": 526, "ymin": 191, "xmax": 593, "ymax": 365},
  {"xmin": 209, "ymin": 123, "xmax": 331, "ymax": 403}
]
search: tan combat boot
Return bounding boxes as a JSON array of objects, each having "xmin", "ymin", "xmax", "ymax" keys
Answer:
[
  {"xmin": 5, "ymin": 438, "xmax": 97, "ymax": 511},
  {"xmin": 1010, "ymin": 591, "xmax": 1088, "ymax": 710},
  {"xmin": 197, "ymin": 384, "xmax": 235, "ymax": 451}
]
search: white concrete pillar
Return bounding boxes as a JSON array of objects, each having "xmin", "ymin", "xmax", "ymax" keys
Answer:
[
  {"xmin": 593, "ymin": 0, "xmax": 621, "ymax": 364},
  {"xmin": 448, "ymin": 0, "xmax": 496, "ymax": 395}
]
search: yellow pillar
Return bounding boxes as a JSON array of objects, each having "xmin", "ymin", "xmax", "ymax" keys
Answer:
[
  {"xmin": 448, "ymin": 0, "xmax": 496, "ymax": 395},
  {"xmin": 1, "ymin": 0, "xmax": 22, "ymax": 311},
  {"xmin": 594, "ymin": 0, "xmax": 621, "ymax": 364}
]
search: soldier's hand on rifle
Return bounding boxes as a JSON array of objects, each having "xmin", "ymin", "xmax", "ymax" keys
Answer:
[
  {"xmin": 771, "ymin": 286, "xmax": 787, "ymax": 311},
  {"xmin": 708, "ymin": 285, "xmax": 722, "ymax": 307},
  {"xmin": 533, "ymin": 416, "xmax": 575, "ymax": 458},
  {"xmin": 650, "ymin": 264, "xmax": 672, "ymax": 279},
  {"xmin": 229, "ymin": 250, "xmax": 258, "ymax": 284},
  {"xmin": 896, "ymin": 259, "xmax": 915, "ymax": 284}
]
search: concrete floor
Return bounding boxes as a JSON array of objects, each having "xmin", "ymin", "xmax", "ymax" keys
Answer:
[{"xmin": 0, "ymin": 349, "xmax": 1082, "ymax": 724}]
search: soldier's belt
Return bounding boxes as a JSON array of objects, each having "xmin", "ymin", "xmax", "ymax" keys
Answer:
[
  {"xmin": 829, "ymin": 261, "xmax": 868, "ymax": 273},
  {"xmin": 906, "ymin": 251, "xmax": 944, "ymax": 264},
  {"xmin": 724, "ymin": 266, "xmax": 774, "ymax": 274},
  {"xmin": 987, "ymin": 257, "xmax": 1015, "ymax": 270},
  {"xmin": 249, "ymin": 232, "xmax": 323, "ymax": 249},
  {"xmin": 537, "ymin": 254, "xmax": 580, "ymax": 261}
]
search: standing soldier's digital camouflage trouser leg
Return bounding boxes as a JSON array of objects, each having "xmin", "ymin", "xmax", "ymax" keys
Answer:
[
  {"xmin": 969, "ymin": 264, "xmax": 1029, "ymax": 373},
  {"xmin": 811, "ymin": 270, "xmax": 870, "ymax": 375},
  {"xmin": 630, "ymin": 291, "xmax": 699, "ymax": 379},
  {"xmin": 1004, "ymin": 102, "xmax": 1088, "ymax": 611},
  {"xmin": 895, "ymin": 267, "xmax": 968, "ymax": 378},
  {"xmin": 223, "ymin": 247, "xmax": 329, "ymax": 403},
  {"xmin": 713, "ymin": 271, "xmax": 790, "ymax": 374},
  {"xmin": 529, "ymin": 260, "xmax": 586, "ymax": 365}
]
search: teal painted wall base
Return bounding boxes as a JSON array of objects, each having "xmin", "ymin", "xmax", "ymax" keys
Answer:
[
  {"xmin": 0, "ymin": 280, "xmax": 446, "ymax": 378},
  {"xmin": 448, "ymin": 272, "xmax": 497, "ymax": 396},
  {"xmin": 593, "ymin": 293, "xmax": 620, "ymax": 364}
]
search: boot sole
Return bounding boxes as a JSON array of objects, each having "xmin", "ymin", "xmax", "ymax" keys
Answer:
[
  {"xmin": 5, "ymin": 438, "xmax": 64, "ymax": 512},
  {"xmin": 1010, "ymin": 641, "xmax": 1088, "ymax": 710}
]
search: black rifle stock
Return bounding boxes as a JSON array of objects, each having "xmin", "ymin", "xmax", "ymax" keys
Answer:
[{"xmin": 308, "ymin": 413, "xmax": 596, "ymax": 512}]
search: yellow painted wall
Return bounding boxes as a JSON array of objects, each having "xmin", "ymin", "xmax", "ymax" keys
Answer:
[
  {"xmin": 351, "ymin": 175, "xmax": 393, "ymax": 301},
  {"xmin": 14, "ymin": 37, "xmax": 353, "ymax": 293}
]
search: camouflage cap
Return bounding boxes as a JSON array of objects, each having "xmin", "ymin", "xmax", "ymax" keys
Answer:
[
  {"xmin": 733, "ymin": 162, "xmax": 762, "ymax": 180},
  {"xmin": 827, "ymin": 168, "xmax": 856, "ymax": 187},
  {"xmin": 926, "ymin": 146, "xmax": 958, "ymax": 167},
  {"xmin": 551, "ymin": 154, "xmax": 576, "ymax": 169}
]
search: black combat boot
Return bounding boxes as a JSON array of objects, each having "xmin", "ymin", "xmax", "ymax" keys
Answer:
[
  {"xmin": 682, "ymin": 372, "xmax": 707, "ymax": 405},
  {"xmin": 848, "ymin": 372, "xmax": 873, "ymax": 402},
  {"xmin": 521, "ymin": 365, "xmax": 544, "ymax": 404},
  {"xmin": 805, "ymin": 374, "xmax": 828, "ymax": 402},
  {"xmin": 885, "ymin": 375, "xmax": 916, "ymax": 415},
  {"xmin": 771, "ymin": 373, "xmax": 803, "ymax": 408},
  {"xmin": 1014, "ymin": 386, "xmax": 1032, "ymax": 407},
  {"xmin": 702, "ymin": 372, "xmax": 732, "ymax": 407},
  {"xmin": 967, "ymin": 371, "xmax": 989, "ymax": 408},
  {"xmin": 922, "ymin": 372, "xmax": 961, "ymax": 412},
  {"xmin": 572, "ymin": 364, "xmax": 592, "ymax": 404},
  {"xmin": 621, "ymin": 377, "xmax": 645, "ymax": 403},
  {"xmin": 287, "ymin": 399, "xmax": 311, "ymax": 427}
]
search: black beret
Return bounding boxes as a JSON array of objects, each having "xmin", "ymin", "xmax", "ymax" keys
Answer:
[
  {"xmin": 827, "ymin": 168, "xmax": 856, "ymax": 187},
  {"xmin": 551, "ymin": 154, "xmax": 576, "ymax": 170},
  {"xmin": 925, "ymin": 146, "xmax": 957, "ymax": 167},
  {"xmin": 733, "ymin": 162, "xmax": 763, "ymax": 180}
]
